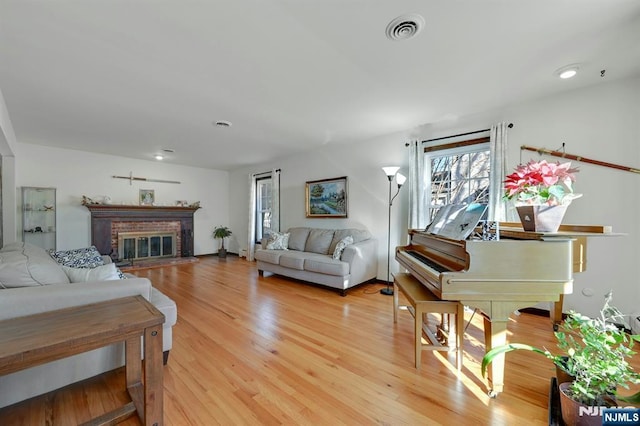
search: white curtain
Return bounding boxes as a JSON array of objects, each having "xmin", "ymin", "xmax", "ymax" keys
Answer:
[
  {"xmin": 246, "ymin": 169, "xmax": 281, "ymax": 261},
  {"xmin": 408, "ymin": 140, "xmax": 426, "ymax": 230},
  {"xmin": 247, "ymin": 173, "xmax": 258, "ymax": 261},
  {"xmin": 271, "ymin": 168, "xmax": 281, "ymax": 233},
  {"xmin": 488, "ymin": 122, "xmax": 512, "ymax": 222}
]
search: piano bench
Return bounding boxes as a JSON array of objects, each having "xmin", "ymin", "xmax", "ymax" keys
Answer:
[{"xmin": 393, "ymin": 273, "xmax": 464, "ymax": 371}]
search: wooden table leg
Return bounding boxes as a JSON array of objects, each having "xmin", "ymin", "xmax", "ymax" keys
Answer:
[
  {"xmin": 125, "ymin": 336, "xmax": 142, "ymax": 389},
  {"xmin": 143, "ymin": 325, "xmax": 163, "ymax": 426}
]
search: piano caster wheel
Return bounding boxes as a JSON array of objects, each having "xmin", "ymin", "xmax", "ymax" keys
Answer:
[
  {"xmin": 488, "ymin": 390, "xmax": 498, "ymax": 398},
  {"xmin": 553, "ymin": 323, "xmax": 559, "ymax": 332}
]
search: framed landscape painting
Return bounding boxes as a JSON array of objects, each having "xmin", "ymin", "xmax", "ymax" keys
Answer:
[{"xmin": 305, "ymin": 176, "xmax": 348, "ymax": 218}]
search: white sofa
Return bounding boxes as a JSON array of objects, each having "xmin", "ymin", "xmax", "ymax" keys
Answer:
[
  {"xmin": 255, "ymin": 227, "xmax": 378, "ymax": 295},
  {"xmin": 0, "ymin": 242, "xmax": 177, "ymax": 409}
]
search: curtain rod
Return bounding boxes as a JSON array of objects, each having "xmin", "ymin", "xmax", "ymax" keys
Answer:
[
  {"xmin": 406, "ymin": 123, "xmax": 513, "ymax": 146},
  {"xmin": 253, "ymin": 168, "xmax": 281, "ymax": 177}
]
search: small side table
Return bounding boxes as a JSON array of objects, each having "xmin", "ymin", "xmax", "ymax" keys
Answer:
[{"xmin": 0, "ymin": 295, "xmax": 165, "ymax": 425}]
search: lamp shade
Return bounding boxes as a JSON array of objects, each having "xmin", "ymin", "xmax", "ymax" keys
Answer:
[
  {"xmin": 396, "ymin": 173, "xmax": 407, "ymax": 186},
  {"xmin": 382, "ymin": 166, "xmax": 400, "ymax": 177}
]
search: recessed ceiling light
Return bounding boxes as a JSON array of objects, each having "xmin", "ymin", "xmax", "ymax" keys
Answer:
[
  {"xmin": 215, "ymin": 120, "xmax": 232, "ymax": 127},
  {"xmin": 555, "ymin": 64, "xmax": 580, "ymax": 79},
  {"xmin": 154, "ymin": 155, "xmax": 164, "ymax": 161}
]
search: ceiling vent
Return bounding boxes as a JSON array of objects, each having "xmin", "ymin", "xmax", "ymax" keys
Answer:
[{"xmin": 385, "ymin": 14, "xmax": 425, "ymax": 41}]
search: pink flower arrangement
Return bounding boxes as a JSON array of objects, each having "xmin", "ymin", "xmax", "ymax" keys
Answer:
[{"xmin": 504, "ymin": 160, "xmax": 581, "ymax": 206}]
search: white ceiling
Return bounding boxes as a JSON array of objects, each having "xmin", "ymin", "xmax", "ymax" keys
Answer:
[{"xmin": 1, "ymin": 1, "xmax": 639, "ymax": 170}]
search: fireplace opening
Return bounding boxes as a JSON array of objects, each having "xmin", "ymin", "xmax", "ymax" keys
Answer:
[{"xmin": 118, "ymin": 231, "xmax": 177, "ymax": 261}]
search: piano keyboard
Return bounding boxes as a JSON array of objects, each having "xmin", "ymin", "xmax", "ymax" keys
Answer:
[{"xmin": 405, "ymin": 250, "xmax": 449, "ymax": 273}]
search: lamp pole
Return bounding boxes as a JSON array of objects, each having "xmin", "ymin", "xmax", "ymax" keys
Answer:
[{"xmin": 380, "ymin": 167, "xmax": 405, "ymax": 296}]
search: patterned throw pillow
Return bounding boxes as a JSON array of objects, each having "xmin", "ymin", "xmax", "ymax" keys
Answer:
[
  {"xmin": 266, "ymin": 231, "xmax": 290, "ymax": 250},
  {"xmin": 332, "ymin": 236, "xmax": 353, "ymax": 260},
  {"xmin": 49, "ymin": 246, "xmax": 105, "ymax": 268}
]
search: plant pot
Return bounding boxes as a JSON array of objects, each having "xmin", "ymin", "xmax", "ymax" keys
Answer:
[
  {"xmin": 516, "ymin": 204, "xmax": 568, "ymax": 233},
  {"xmin": 558, "ymin": 382, "xmax": 615, "ymax": 426},
  {"xmin": 556, "ymin": 367, "xmax": 575, "ymax": 387},
  {"xmin": 218, "ymin": 248, "xmax": 227, "ymax": 258},
  {"xmin": 555, "ymin": 357, "xmax": 575, "ymax": 385}
]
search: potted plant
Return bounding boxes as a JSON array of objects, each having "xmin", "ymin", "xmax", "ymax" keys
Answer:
[
  {"xmin": 504, "ymin": 160, "xmax": 582, "ymax": 232},
  {"xmin": 482, "ymin": 292, "xmax": 640, "ymax": 425},
  {"xmin": 213, "ymin": 226, "xmax": 232, "ymax": 258}
]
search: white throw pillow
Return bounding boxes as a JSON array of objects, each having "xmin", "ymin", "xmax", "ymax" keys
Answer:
[
  {"xmin": 62, "ymin": 263, "xmax": 121, "ymax": 283},
  {"xmin": 266, "ymin": 231, "xmax": 290, "ymax": 250},
  {"xmin": 332, "ymin": 236, "xmax": 353, "ymax": 260}
]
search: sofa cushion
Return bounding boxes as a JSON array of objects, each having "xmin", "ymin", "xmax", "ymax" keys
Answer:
[
  {"xmin": 304, "ymin": 229, "xmax": 335, "ymax": 255},
  {"xmin": 49, "ymin": 246, "xmax": 105, "ymax": 269},
  {"xmin": 329, "ymin": 229, "xmax": 372, "ymax": 254},
  {"xmin": 278, "ymin": 251, "xmax": 310, "ymax": 270},
  {"xmin": 255, "ymin": 249, "xmax": 284, "ymax": 264},
  {"xmin": 0, "ymin": 245, "xmax": 70, "ymax": 289},
  {"xmin": 332, "ymin": 235, "xmax": 354, "ymax": 260},
  {"xmin": 266, "ymin": 231, "xmax": 289, "ymax": 250},
  {"xmin": 62, "ymin": 263, "xmax": 122, "ymax": 283},
  {"xmin": 287, "ymin": 227, "xmax": 311, "ymax": 251},
  {"xmin": 304, "ymin": 256, "xmax": 350, "ymax": 276}
]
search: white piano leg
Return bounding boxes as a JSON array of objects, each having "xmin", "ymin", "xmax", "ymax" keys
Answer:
[
  {"xmin": 483, "ymin": 316, "xmax": 508, "ymax": 396},
  {"xmin": 455, "ymin": 303, "xmax": 464, "ymax": 371},
  {"xmin": 393, "ymin": 280, "xmax": 399, "ymax": 324},
  {"xmin": 551, "ymin": 295, "xmax": 564, "ymax": 331}
]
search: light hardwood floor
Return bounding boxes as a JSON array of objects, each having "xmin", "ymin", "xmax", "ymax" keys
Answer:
[{"xmin": 1, "ymin": 255, "xmax": 639, "ymax": 425}]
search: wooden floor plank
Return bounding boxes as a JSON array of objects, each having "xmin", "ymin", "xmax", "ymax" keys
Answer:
[{"xmin": 1, "ymin": 255, "xmax": 639, "ymax": 425}]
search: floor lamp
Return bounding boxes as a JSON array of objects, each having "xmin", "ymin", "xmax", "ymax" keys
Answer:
[{"xmin": 380, "ymin": 167, "xmax": 406, "ymax": 296}]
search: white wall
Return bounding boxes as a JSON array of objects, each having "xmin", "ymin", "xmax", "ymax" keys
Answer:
[
  {"xmin": 228, "ymin": 131, "xmax": 411, "ymax": 283},
  {"xmin": 502, "ymin": 75, "xmax": 640, "ymax": 318},
  {"xmin": 14, "ymin": 143, "xmax": 229, "ymax": 255},
  {"xmin": 0, "ymin": 87, "xmax": 18, "ymax": 244},
  {"xmin": 229, "ymin": 74, "xmax": 640, "ymax": 318}
]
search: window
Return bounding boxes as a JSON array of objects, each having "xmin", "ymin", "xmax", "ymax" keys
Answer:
[
  {"xmin": 255, "ymin": 176, "xmax": 272, "ymax": 242},
  {"xmin": 426, "ymin": 141, "xmax": 490, "ymax": 222}
]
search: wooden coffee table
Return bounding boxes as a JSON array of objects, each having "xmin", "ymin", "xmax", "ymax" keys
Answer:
[{"xmin": 0, "ymin": 295, "xmax": 165, "ymax": 425}]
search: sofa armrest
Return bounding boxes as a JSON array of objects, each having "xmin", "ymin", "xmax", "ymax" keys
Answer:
[
  {"xmin": 0, "ymin": 278, "xmax": 153, "ymax": 321},
  {"xmin": 341, "ymin": 238, "xmax": 378, "ymax": 284}
]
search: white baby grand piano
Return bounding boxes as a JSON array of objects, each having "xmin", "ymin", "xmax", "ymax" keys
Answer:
[{"xmin": 396, "ymin": 212, "xmax": 612, "ymax": 395}]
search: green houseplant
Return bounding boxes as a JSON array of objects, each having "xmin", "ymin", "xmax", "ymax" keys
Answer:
[
  {"xmin": 213, "ymin": 226, "xmax": 232, "ymax": 258},
  {"xmin": 482, "ymin": 292, "xmax": 640, "ymax": 418}
]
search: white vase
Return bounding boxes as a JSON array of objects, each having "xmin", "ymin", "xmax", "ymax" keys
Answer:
[{"xmin": 516, "ymin": 204, "xmax": 568, "ymax": 232}]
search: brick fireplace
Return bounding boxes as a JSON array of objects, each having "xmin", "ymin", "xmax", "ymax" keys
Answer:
[{"xmin": 85, "ymin": 205, "xmax": 200, "ymax": 259}]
